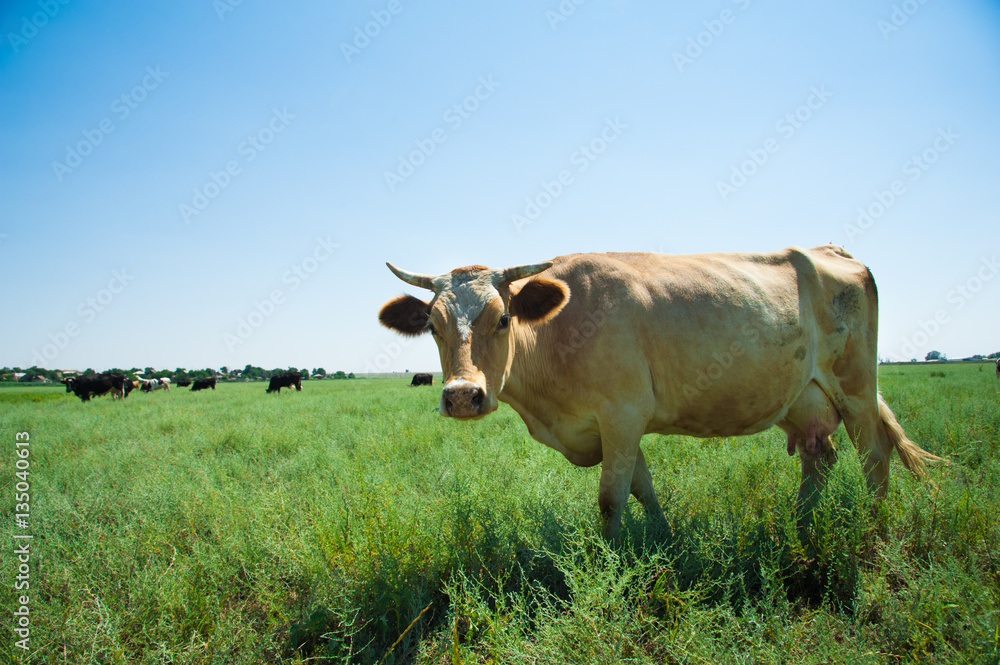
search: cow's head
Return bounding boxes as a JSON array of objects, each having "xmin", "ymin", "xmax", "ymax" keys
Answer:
[{"xmin": 379, "ymin": 261, "xmax": 569, "ymax": 419}]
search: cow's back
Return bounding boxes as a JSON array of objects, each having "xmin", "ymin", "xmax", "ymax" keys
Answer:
[{"xmin": 513, "ymin": 245, "xmax": 873, "ymax": 438}]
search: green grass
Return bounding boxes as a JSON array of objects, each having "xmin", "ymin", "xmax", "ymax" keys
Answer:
[{"xmin": 1, "ymin": 363, "xmax": 998, "ymax": 663}]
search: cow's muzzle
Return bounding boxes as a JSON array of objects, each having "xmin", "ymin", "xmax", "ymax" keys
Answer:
[{"xmin": 441, "ymin": 379, "xmax": 489, "ymax": 419}]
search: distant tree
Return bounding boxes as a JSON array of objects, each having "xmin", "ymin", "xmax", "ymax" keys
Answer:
[
  {"xmin": 144, "ymin": 367, "xmax": 155, "ymax": 376},
  {"xmin": 989, "ymin": 352, "xmax": 1000, "ymax": 359},
  {"xmin": 925, "ymin": 350, "xmax": 943, "ymax": 361},
  {"xmin": 313, "ymin": 368, "xmax": 327, "ymax": 377},
  {"xmin": 240, "ymin": 365, "xmax": 268, "ymax": 380},
  {"xmin": 83, "ymin": 368, "xmax": 96, "ymax": 375},
  {"xmin": 333, "ymin": 371, "xmax": 347, "ymax": 380},
  {"xmin": 23, "ymin": 366, "xmax": 60, "ymax": 381},
  {"xmin": 220, "ymin": 366, "xmax": 228, "ymax": 376},
  {"xmin": 347, "ymin": 372, "xmax": 356, "ymax": 379}
]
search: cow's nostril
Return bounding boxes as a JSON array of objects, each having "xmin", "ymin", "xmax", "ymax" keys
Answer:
[{"xmin": 471, "ymin": 389, "xmax": 484, "ymax": 409}]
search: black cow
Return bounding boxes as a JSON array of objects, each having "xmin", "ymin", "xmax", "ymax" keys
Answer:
[
  {"xmin": 410, "ymin": 373, "xmax": 433, "ymax": 386},
  {"xmin": 191, "ymin": 377, "xmax": 217, "ymax": 391},
  {"xmin": 62, "ymin": 372, "xmax": 127, "ymax": 402},
  {"xmin": 266, "ymin": 371, "xmax": 302, "ymax": 394},
  {"xmin": 175, "ymin": 379, "xmax": 192, "ymax": 388}
]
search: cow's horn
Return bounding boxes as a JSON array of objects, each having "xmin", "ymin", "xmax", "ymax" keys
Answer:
[
  {"xmin": 499, "ymin": 262, "xmax": 553, "ymax": 284},
  {"xmin": 386, "ymin": 262, "xmax": 436, "ymax": 290}
]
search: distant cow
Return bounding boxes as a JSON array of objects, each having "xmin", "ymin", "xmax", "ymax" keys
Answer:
[
  {"xmin": 410, "ymin": 373, "xmax": 433, "ymax": 386},
  {"xmin": 62, "ymin": 372, "xmax": 127, "ymax": 402},
  {"xmin": 266, "ymin": 371, "xmax": 302, "ymax": 394},
  {"xmin": 191, "ymin": 377, "xmax": 217, "ymax": 391},
  {"xmin": 140, "ymin": 378, "xmax": 170, "ymax": 393},
  {"xmin": 123, "ymin": 380, "xmax": 136, "ymax": 398},
  {"xmin": 176, "ymin": 379, "xmax": 192, "ymax": 388}
]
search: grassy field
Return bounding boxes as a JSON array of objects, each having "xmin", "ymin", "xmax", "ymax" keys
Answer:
[{"xmin": 1, "ymin": 363, "xmax": 998, "ymax": 664}]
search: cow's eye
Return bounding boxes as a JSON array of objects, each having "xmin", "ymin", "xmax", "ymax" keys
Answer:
[{"xmin": 497, "ymin": 314, "xmax": 511, "ymax": 331}]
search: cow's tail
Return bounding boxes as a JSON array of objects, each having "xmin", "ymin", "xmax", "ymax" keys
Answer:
[{"xmin": 878, "ymin": 394, "xmax": 942, "ymax": 477}]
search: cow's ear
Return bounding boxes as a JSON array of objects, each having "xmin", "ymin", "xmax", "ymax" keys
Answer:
[
  {"xmin": 510, "ymin": 277, "xmax": 569, "ymax": 324},
  {"xmin": 379, "ymin": 295, "xmax": 431, "ymax": 336}
]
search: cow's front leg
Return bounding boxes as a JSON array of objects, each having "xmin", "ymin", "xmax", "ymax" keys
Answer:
[{"xmin": 597, "ymin": 419, "xmax": 646, "ymax": 540}]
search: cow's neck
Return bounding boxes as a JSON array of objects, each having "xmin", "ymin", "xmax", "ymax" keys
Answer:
[
  {"xmin": 496, "ymin": 322, "xmax": 569, "ymax": 449},
  {"xmin": 499, "ymin": 323, "xmax": 556, "ymax": 405}
]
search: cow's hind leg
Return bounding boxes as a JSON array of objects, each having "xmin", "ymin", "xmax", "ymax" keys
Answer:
[
  {"xmin": 833, "ymin": 389, "xmax": 940, "ymax": 499},
  {"xmin": 778, "ymin": 381, "xmax": 842, "ymax": 507},
  {"xmin": 824, "ymin": 345, "xmax": 906, "ymax": 498},
  {"xmin": 629, "ymin": 449, "xmax": 667, "ymax": 530}
]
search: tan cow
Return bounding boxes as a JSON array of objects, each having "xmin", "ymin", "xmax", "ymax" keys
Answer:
[{"xmin": 379, "ymin": 245, "xmax": 940, "ymax": 539}]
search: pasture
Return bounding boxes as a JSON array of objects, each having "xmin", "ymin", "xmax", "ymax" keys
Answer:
[{"xmin": 1, "ymin": 363, "xmax": 998, "ymax": 664}]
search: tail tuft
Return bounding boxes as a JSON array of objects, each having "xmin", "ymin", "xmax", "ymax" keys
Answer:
[{"xmin": 878, "ymin": 394, "xmax": 942, "ymax": 476}]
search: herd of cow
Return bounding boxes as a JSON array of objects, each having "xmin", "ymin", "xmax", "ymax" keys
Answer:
[
  {"xmin": 61, "ymin": 371, "xmax": 304, "ymax": 402},
  {"xmin": 60, "ymin": 367, "xmax": 428, "ymax": 402}
]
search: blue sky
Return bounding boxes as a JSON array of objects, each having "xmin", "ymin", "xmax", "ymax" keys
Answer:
[{"xmin": 2, "ymin": 0, "xmax": 998, "ymax": 373}]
